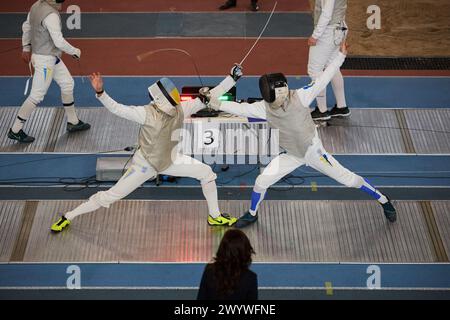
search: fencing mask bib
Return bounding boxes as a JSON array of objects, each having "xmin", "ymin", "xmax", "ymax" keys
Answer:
[
  {"xmin": 148, "ymin": 78, "xmax": 181, "ymax": 116},
  {"xmin": 259, "ymin": 73, "xmax": 289, "ymax": 108}
]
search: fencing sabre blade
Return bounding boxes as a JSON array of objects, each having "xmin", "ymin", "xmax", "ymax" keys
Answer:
[
  {"xmin": 137, "ymin": 48, "xmax": 204, "ymax": 87},
  {"xmin": 239, "ymin": 1, "xmax": 278, "ymax": 66},
  {"xmin": 0, "ymin": 45, "xmax": 26, "ymax": 55}
]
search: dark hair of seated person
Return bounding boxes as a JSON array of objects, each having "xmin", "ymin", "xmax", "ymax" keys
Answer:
[{"xmin": 197, "ymin": 229, "xmax": 257, "ymax": 300}]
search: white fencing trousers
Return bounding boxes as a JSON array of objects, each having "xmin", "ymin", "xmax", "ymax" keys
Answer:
[
  {"xmin": 255, "ymin": 132, "xmax": 363, "ymax": 191},
  {"xmin": 12, "ymin": 54, "xmax": 78, "ymax": 132},
  {"xmin": 307, "ymin": 26, "xmax": 347, "ymax": 112},
  {"xmin": 65, "ymin": 150, "xmax": 220, "ymax": 220},
  {"xmin": 28, "ymin": 54, "xmax": 75, "ymax": 105}
]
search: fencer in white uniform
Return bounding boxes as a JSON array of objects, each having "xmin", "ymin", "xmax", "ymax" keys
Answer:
[
  {"xmin": 308, "ymin": 0, "xmax": 350, "ymax": 121},
  {"xmin": 211, "ymin": 42, "xmax": 397, "ymax": 228},
  {"xmin": 50, "ymin": 66, "xmax": 243, "ymax": 232},
  {"xmin": 8, "ymin": 0, "xmax": 90, "ymax": 143}
]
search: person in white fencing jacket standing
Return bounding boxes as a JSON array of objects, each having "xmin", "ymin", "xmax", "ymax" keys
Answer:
[
  {"xmin": 8, "ymin": 0, "xmax": 90, "ymax": 143},
  {"xmin": 308, "ymin": 0, "xmax": 350, "ymax": 121}
]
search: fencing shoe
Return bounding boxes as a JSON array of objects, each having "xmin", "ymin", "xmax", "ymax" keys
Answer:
[
  {"xmin": 51, "ymin": 216, "xmax": 71, "ymax": 232},
  {"xmin": 311, "ymin": 107, "xmax": 331, "ymax": 121},
  {"xmin": 234, "ymin": 211, "xmax": 258, "ymax": 228},
  {"xmin": 329, "ymin": 105, "xmax": 351, "ymax": 118},
  {"xmin": 67, "ymin": 120, "xmax": 91, "ymax": 133},
  {"xmin": 208, "ymin": 213, "xmax": 238, "ymax": 226},
  {"xmin": 382, "ymin": 200, "xmax": 397, "ymax": 222},
  {"xmin": 250, "ymin": 3, "xmax": 259, "ymax": 11},
  {"xmin": 8, "ymin": 128, "xmax": 35, "ymax": 143},
  {"xmin": 219, "ymin": 1, "xmax": 236, "ymax": 10}
]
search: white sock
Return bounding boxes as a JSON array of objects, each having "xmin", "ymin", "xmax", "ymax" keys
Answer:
[
  {"xmin": 65, "ymin": 198, "xmax": 101, "ymax": 220},
  {"xmin": 378, "ymin": 194, "xmax": 388, "ymax": 204},
  {"xmin": 12, "ymin": 98, "xmax": 36, "ymax": 133},
  {"xmin": 316, "ymin": 88, "xmax": 327, "ymax": 113},
  {"xmin": 12, "ymin": 117, "xmax": 26, "ymax": 133},
  {"xmin": 331, "ymin": 71, "xmax": 347, "ymax": 108},
  {"xmin": 202, "ymin": 181, "xmax": 220, "ymax": 218},
  {"xmin": 62, "ymin": 92, "xmax": 79, "ymax": 125},
  {"xmin": 310, "ymin": 71, "xmax": 328, "ymax": 113},
  {"xmin": 64, "ymin": 105, "xmax": 79, "ymax": 125}
]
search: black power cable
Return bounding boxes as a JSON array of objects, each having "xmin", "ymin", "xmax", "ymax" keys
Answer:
[
  {"xmin": 1, "ymin": 122, "xmax": 449, "ymax": 192},
  {"xmin": 0, "ymin": 146, "xmax": 134, "ymax": 170}
]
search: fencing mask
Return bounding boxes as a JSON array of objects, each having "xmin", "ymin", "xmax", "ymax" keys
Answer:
[
  {"xmin": 148, "ymin": 78, "xmax": 181, "ymax": 116},
  {"xmin": 259, "ymin": 73, "xmax": 289, "ymax": 108}
]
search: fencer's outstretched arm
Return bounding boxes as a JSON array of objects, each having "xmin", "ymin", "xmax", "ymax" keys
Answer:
[
  {"xmin": 97, "ymin": 93, "xmax": 147, "ymax": 125},
  {"xmin": 218, "ymin": 100, "xmax": 267, "ymax": 120},
  {"xmin": 44, "ymin": 13, "xmax": 80, "ymax": 57},
  {"xmin": 181, "ymin": 75, "xmax": 236, "ymax": 118},
  {"xmin": 311, "ymin": 0, "xmax": 336, "ymax": 40},
  {"xmin": 90, "ymin": 73, "xmax": 147, "ymax": 125},
  {"xmin": 297, "ymin": 49, "xmax": 346, "ymax": 107},
  {"xmin": 181, "ymin": 64, "xmax": 243, "ymax": 118}
]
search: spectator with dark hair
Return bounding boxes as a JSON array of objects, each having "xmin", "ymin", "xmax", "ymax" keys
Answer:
[
  {"xmin": 219, "ymin": 0, "xmax": 259, "ymax": 12},
  {"xmin": 197, "ymin": 229, "xmax": 257, "ymax": 300}
]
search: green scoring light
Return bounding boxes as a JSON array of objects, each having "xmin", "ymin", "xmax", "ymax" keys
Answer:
[
  {"xmin": 218, "ymin": 94, "xmax": 234, "ymax": 101},
  {"xmin": 180, "ymin": 93, "xmax": 235, "ymax": 102}
]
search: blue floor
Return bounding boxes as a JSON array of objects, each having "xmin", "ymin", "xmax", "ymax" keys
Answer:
[
  {"xmin": 1, "ymin": 76, "xmax": 450, "ymax": 108},
  {"xmin": 1, "ymin": 263, "xmax": 449, "ymax": 289},
  {"xmin": 1, "ymin": 12, "xmax": 314, "ymax": 38}
]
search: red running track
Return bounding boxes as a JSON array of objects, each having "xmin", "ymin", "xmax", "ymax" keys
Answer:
[
  {"xmin": 1, "ymin": 39, "xmax": 449, "ymax": 77},
  {"xmin": 0, "ymin": 0, "xmax": 311, "ymax": 12},
  {"xmin": 0, "ymin": 39, "xmax": 309, "ymax": 76}
]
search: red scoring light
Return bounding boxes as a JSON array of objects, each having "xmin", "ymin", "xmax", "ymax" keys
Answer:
[{"xmin": 181, "ymin": 95, "xmax": 194, "ymax": 101}]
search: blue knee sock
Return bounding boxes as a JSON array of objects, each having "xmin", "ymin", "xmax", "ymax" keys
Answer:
[
  {"xmin": 249, "ymin": 190, "xmax": 265, "ymax": 215},
  {"xmin": 360, "ymin": 178, "xmax": 388, "ymax": 204}
]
